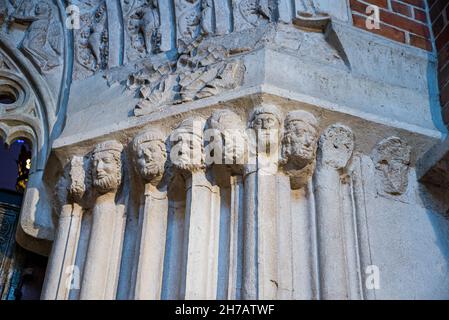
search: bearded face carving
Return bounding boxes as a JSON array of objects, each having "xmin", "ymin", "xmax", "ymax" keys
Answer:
[
  {"xmin": 133, "ymin": 130, "xmax": 167, "ymax": 184},
  {"xmin": 372, "ymin": 137, "xmax": 411, "ymax": 196},
  {"xmin": 282, "ymin": 111, "xmax": 319, "ymax": 170},
  {"xmin": 170, "ymin": 117, "xmax": 206, "ymax": 172},
  {"xmin": 92, "ymin": 141, "xmax": 123, "ymax": 194}
]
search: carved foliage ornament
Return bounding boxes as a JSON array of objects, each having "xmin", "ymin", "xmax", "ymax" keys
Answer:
[{"xmin": 133, "ymin": 44, "xmax": 245, "ymax": 116}]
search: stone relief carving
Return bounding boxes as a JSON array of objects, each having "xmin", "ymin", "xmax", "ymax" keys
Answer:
[
  {"xmin": 372, "ymin": 136, "xmax": 411, "ymax": 196},
  {"xmin": 170, "ymin": 117, "xmax": 206, "ymax": 173},
  {"xmin": 123, "ymin": 0, "xmax": 161, "ymax": 61},
  {"xmin": 249, "ymin": 104, "xmax": 283, "ymax": 157},
  {"xmin": 233, "ymin": 0, "xmax": 274, "ymax": 31},
  {"xmin": 281, "ymin": 110, "xmax": 319, "ymax": 189},
  {"xmin": 318, "ymin": 124, "xmax": 354, "ymax": 170},
  {"xmin": 132, "ymin": 129, "xmax": 167, "ymax": 186},
  {"xmin": 207, "ymin": 109, "xmax": 247, "ymax": 177},
  {"xmin": 175, "ymin": 0, "xmax": 202, "ymax": 51},
  {"xmin": 91, "ymin": 140, "xmax": 124, "ymax": 194},
  {"xmin": 72, "ymin": 0, "xmax": 108, "ymax": 80},
  {"xmin": 9, "ymin": 0, "xmax": 62, "ymax": 73},
  {"xmin": 132, "ymin": 44, "xmax": 245, "ymax": 116}
]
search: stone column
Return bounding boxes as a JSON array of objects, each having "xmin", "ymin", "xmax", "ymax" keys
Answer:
[
  {"xmin": 131, "ymin": 129, "xmax": 169, "ymax": 300},
  {"xmin": 279, "ymin": 110, "xmax": 319, "ymax": 299},
  {"xmin": 314, "ymin": 124, "xmax": 354, "ymax": 299},
  {"xmin": 79, "ymin": 141, "xmax": 123, "ymax": 300},
  {"xmin": 170, "ymin": 117, "xmax": 220, "ymax": 300},
  {"xmin": 242, "ymin": 105, "xmax": 283, "ymax": 300},
  {"xmin": 206, "ymin": 109, "xmax": 246, "ymax": 299},
  {"xmin": 41, "ymin": 156, "xmax": 87, "ymax": 300}
]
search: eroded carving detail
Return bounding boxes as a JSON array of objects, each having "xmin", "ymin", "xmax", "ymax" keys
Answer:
[
  {"xmin": 133, "ymin": 44, "xmax": 245, "ymax": 116},
  {"xmin": 281, "ymin": 110, "xmax": 319, "ymax": 189},
  {"xmin": 233, "ymin": 0, "xmax": 274, "ymax": 31},
  {"xmin": 9, "ymin": 0, "xmax": 62, "ymax": 73},
  {"xmin": 91, "ymin": 140, "xmax": 123, "ymax": 194},
  {"xmin": 318, "ymin": 124, "xmax": 354, "ymax": 170},
  {"xmin": 132, "ymin": 129, "xmax": 167, "ymax": 185},
  {"xmin": 72, "ymin": 0, "xmax": 108, "ymax": 80},
  {"xmin": 176, "ymin": 0, "xmax": 202, "ymax": 52},
  {"xmin": 123, "ymin": 0, "xmax": 161, "ymax": 61},
  {"xmin": 372, "ymin": 136, "xmax": 411, "ymax": 196}
]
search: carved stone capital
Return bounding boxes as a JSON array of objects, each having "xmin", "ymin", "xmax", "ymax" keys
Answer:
[
  {"xmin": 318, "ymin": 124, "xmax": 354, "ymax": 170},
  {"xmin": 170, "ymin": 117, "xmax": 206, "ymax": 174},
  {"xmin": 372, "ymin": 136, "xmax": 411, "ymax": 196},
  {"xmin": 132, "ymin": 129, "xmax": 167, "ymax": 186},
  {"xmin": 91, "ymin": 140, "xmax": 123, "ymax": 195}
]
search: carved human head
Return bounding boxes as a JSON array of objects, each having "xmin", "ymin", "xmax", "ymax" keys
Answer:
[
  {"xmin": 133, "ymin": 129, "xmax": 167, "ymax": 184},
  {"xmin": 91, "ymin": 140, "xmax": 123, "ymax": 194},
  {"xmin": 208, "ymin": 109, "xmax": 246, "ymax": 165},
  {"xmin": 372, "ymin": 136, "xmax": 411, "ymax": 195},
  {"xmin": 318, "ymin": 124, "xmax": 354, "ymax": 170},
  {"xmin": 170, "ymin": 117, "xmax": 206, "ymax": 172},
  {"xmin": 282, "ymin": 110, "xmax": 319, "ymax": 169},
  {"xmin": 69, "ymin": 156, "xmax": 87, "ymax": 202},
  {"xmin": 35, "ymin": 2, "xmax": 50, "ymax": 16},
  {"xmin": 249, "ymin": 104, "xmax": 283, "ymax": 156}
]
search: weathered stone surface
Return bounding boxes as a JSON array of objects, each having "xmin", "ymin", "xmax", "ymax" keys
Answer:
[{"xmin": 1, "ymin": 0, "xmax": 449, "ymax": 301}]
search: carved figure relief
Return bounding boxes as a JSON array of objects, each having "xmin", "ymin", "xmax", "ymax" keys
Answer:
[
  {"xmin": 281, "ymin": 110, "xmax": 319, "ymax": 189},
  {"xmin": 91, "ymin": 140, "xmax": 123, "ymax": 194},
  {"xmin": 124, "ymin": 0, "xmax": 161, "ymax": 61},
  {"xmin": 249, "ymin": 104, "xmax": 283, "ymax": 158},
  {"xmin": 233, "ymin": 0, "xmax": 273, "ymax": 31},
  {"xmin": 175, "ymin": 0, "xmax": 202, "ymax": 51},
  {"xmin": 132, "ymin": 129, "xmax": 167, "ymax": 186},
  {"xmin": 318, "ymin": 124, "xmax": 354, "ymax": 171},
  {"xmin": 170, "ymin": 117, "xmax": 206, "ymax": 173},
  {"xmin": 372, "ymin": 136, "xmax": 411, "ymax": 196},
  {"xmin": 207, "ymin": 109, "xmax": 246, "ymax": 170},
  {"xmin": 9, "ymin": 0, "xmax": 62, "ymax": 73},
  {"xmin": 72, "ymin": 0, "xmax": 108, "ymax": 80}
]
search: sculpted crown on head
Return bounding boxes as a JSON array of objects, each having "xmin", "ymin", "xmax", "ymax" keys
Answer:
[
  {"xmin": 170, "ymin": 117, "xmax": 206, "ymax": 172},
  {"xmin": 92, "ymin": 140, "xmax": 124, "ymax": 194},
  {"xmin": 133, "ymin": 129, "xmax": 167, "ymax": 185}
]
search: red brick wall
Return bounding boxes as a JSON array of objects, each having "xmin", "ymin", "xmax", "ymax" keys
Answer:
[
  {"xmin": 429, "ymin": 0, "xmax": 449, "ymax": 123},
  {"xmin": 350, "ymin": 0, "xmax": 433, "ymax": 51}
]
